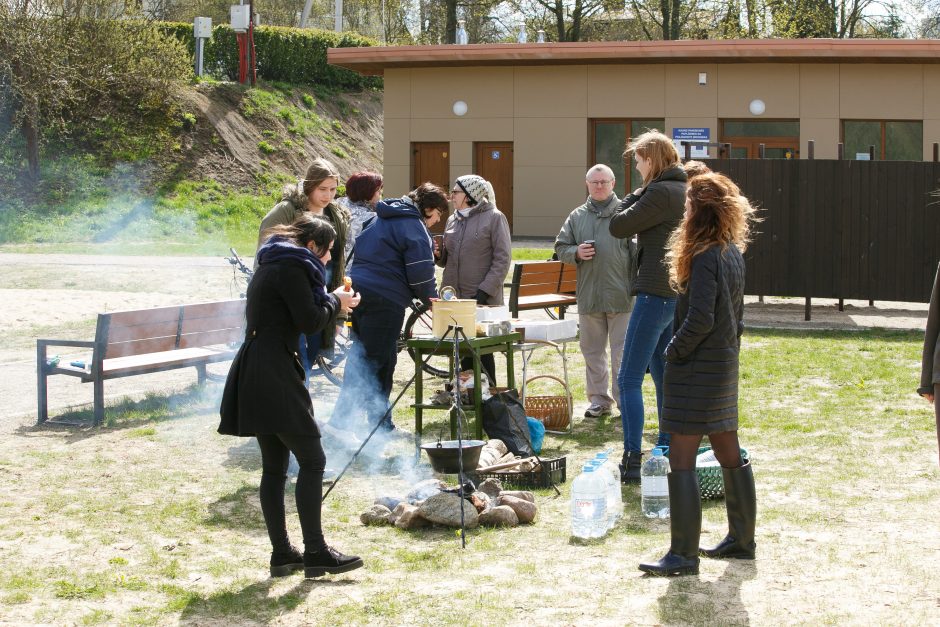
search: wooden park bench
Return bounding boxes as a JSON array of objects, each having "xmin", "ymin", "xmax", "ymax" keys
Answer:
[
  {"xmin": 507, "ymin": 260, "xmax": 578, "ymax": 319},
  {"xmin": 37, "ymin": 300, "xmax": 246, "ymax": 426}
]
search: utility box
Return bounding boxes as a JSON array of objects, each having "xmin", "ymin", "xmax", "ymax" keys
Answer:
[
  {"xmin": 230, "ymin": 5, "xmax": 250, "ymax": 32},
  {"xmin": 193, "ymin": 17, "xmax": 212, "ymax": 39}
]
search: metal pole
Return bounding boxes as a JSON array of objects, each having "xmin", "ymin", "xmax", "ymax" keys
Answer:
[
  {"xmin": 334, "ymin": 0, "xmax": 343, "ymax": 31},
  {"xmin": 195, "ymin": 38, "xmax": 204, "ymax": 77}
]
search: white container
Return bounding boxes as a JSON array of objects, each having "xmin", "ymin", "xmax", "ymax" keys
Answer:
[
  {"xmin": 641, "ymin": 448, "xmax": 671, "ymax": 519},
  {"xmin": 570, "ymin": 464, "xmax": 608, "ymax": 539},
  {"xmin": 594, "ymin": 453, "xmax": 623, "ymax": 529},
  {"xmin": 512, "ymin": 318, "xmax": 578, "ymax": 341},
  {"xmin": 230, "ymin": 5, "xmax": 250, "ymax": 31},
  {"xmin": 476, "ymin": 305, "xmax": 510, "ymax": 322}
]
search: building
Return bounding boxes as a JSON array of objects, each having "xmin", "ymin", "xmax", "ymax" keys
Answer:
[{"xmin": 328, "ymin": 39, "xmax": 940, "ymax": 237}]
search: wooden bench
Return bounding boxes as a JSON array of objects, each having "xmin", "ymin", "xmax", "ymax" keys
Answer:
[
  {"xmin": 507, "ymin": 260, "xmax": 578, "ymax": 319},
  {"xmin": 37, "ymin": 300, "xmax": 246, "ymax": 426}
]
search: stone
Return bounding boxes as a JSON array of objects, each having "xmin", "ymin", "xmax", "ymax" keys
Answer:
[
  {"xmin": 417, "ymin": 493, "xmax": 479, "ymax": 529},
  {"xmin": 395, "ymin": 507, "xmax": 431, "ymax": 530},
  {"xmin": 407, "ymin": 479, "xmax": 447, "ymax": 503},
  {"xmin": 374, "ymin": 496, "xmax": 403, "ymax": 511},
  {"xmin": 499, "ymin": 490, "xmax": 535, "ymax": 503},
  {"xmin": 469, "ymin": 494, "xmax": 487, "ymax": 513},
  {"xmin": 496, "ymin": 494, "xmax": 537, "ymax": 524},
  {"xmin": 478, "ymin": 505, "xmax": 519, "ymax": 527},
  {"xmin": 477, "ymin": 478, "xmax": 503, "ymax": 500},
  {"xmin": 360, "ymin": 504, "xmax": 392, "ymax": 526}
]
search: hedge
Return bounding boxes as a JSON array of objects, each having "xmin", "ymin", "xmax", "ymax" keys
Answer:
[{"xmin": 158, "ymin": 22, "xmax": 381, "ymax": 90}]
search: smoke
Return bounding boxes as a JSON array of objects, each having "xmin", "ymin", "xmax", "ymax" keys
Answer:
[{"xmin": 316, "ymin": 338, "xmax": 436, "ymax": 496}]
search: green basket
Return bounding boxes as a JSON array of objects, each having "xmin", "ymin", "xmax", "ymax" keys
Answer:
[{"xmin": 663, "ymin": 446, "xmax": 750, "ymax": 500}]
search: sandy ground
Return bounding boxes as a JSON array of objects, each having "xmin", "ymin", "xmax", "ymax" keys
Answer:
[
  {"xmin": 0, "ymin": 252, "xmax": 928, "ymax": 427},
  {"xmin": 1, "ymin": 252, "xmax": 938, "ymax": 625}
]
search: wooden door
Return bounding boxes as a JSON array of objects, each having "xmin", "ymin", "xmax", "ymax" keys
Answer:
[
  {"xmin": 474, "ymin": 142, "xmax": 514, "ymax": 232},
  {"xmin": 412, "ymin": 142, "xmax": 450, "ymax": 233}
]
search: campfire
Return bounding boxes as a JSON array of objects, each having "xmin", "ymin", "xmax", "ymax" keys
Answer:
[{"xmin": 360, "ymin": 439, "xmax": 543, "ymax": 530}]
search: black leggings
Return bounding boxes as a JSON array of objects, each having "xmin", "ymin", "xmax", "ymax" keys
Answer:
[
  {"xmin": 256, "ymin": 433, "xmax": 327, "ymax": 554},
  {"xmin": 667, "ymin": 430, "xmax": 743, "ymax": 472}
]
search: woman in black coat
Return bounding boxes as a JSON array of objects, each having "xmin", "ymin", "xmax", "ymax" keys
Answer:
[
  {"xmin": 918, "ymin": 261, "xmax": 940, "ymax": 467},
  {"xmin": 219, "ymin": 214, "xmax": 363, "ymax": 579},
  {"xmin": 639, "ymin": 172, "xmax": 758, "ymax": 577}
]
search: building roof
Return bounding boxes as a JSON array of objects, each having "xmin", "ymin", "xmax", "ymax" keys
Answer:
[{"xmin": 328, "ymin": 38, "xmax": 940, "ymax": 75}]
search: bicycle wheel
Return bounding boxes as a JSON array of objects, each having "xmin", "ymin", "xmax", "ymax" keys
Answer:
[
  {"xmin": 401, "ymin": 305, "xmax": 451, "ymax": 378},
  {"xmin": 315, "ymin": 320, "xmax": 352, "ymax": 386}
]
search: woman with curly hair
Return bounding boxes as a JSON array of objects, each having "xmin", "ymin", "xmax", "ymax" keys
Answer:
[{"xmin": 639, "ymin": 172, "xmax": 758, "ymax": 577}]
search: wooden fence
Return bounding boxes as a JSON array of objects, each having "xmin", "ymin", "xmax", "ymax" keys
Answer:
[{"xmin": 707, "ymin": 159, "xmax": 940, "ymax": 303}]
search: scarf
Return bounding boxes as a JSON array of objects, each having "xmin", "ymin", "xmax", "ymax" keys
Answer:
[{"xmin": 256, "ymin": 237, "xmax": 331, "ymax": 307}]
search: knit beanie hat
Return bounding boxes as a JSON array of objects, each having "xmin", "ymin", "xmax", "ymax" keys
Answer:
[{"xmin": 455, "ymin": 174, "xmax": 491, "ymax": 206}]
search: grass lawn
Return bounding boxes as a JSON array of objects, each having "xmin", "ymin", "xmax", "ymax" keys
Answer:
[{"xmin": 1, "ymin": 326, "xmax": 937, "ymax": 625}]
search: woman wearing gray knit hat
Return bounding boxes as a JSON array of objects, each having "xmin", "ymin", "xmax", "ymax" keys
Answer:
[{"xmin": 436, "ymin": 174, "xmax": 512, "ymax": 384}]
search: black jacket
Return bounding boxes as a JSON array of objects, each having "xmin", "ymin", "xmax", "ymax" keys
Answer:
[
  {"xmin": 609, "ymin": 166, "xmax": 687, "ymax": 297},
  {"xmin": 661, "ymin": 244, "xmax": 745, "ymax": 435},
  {"xmin": 919, "ymin": 262, "xmax": 940, "ymax": 395},
  {"xmin": 219, "ymin": 259, "xmax": 339, "ymax": 437}
]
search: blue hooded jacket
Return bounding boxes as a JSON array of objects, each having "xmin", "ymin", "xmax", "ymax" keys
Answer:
[{"xmin": 349, "ymin": 196, "xmax": 438, "ymax": 308}]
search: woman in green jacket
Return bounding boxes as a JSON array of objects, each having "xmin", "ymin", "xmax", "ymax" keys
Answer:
[{"xmin": 257, "ymin": 158, "xmax": 350, "ymax": 374}]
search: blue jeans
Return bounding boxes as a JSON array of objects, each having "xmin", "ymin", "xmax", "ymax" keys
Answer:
[{"xmin": 618, "ymin": 292, "xmax": 677, "ymax": 453}]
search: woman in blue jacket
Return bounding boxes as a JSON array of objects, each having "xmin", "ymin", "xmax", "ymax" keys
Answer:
[{"xmin": 333, "ymin": 183, "xmax": 449, "ymax": 433}]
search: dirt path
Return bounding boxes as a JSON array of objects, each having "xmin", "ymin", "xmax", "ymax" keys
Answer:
[{"xmin": 0, "ymin": 253, "xmax": 928, "ymax": 428}]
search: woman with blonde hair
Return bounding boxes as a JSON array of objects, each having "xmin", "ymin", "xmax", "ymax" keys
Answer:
[
  {"xmin": 639, "ymin": 172, "xmax": 757, "ymax": 576},
  {"xmin": 609, "ymin": 130, "xmax": 687, "ymax": 483},
  {"xmin": 257, "ymin": 158, "xmax": 350, "ymax": 375}
]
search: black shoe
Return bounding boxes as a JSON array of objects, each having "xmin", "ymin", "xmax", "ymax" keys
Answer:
[
  {"xmin": 270, "ymin": 546, "xmax": 304, "ymax": 577},
  {"xmin": 700, "ymin": 459, "xmax": 756, "ymax": 560},
  {"xmin": 638, "ymin": 550, "xmax": 700, "ymax": 576},
  {"xmin": 619, "ymin": 450, "xmax": 642, "ymax": 484},
  {"xmin": 303, "ymin": 546, "xmax": 364, "ymax": 578}
]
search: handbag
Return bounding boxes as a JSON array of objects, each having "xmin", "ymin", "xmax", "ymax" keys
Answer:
[{"xmin": 481, "ymin": 389, "xmax": 534, "ymax": 457}]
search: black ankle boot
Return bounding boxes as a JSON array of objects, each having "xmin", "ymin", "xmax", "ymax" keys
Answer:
[
  {"xmin": 269, "ymin": 545, "xmax": 304, "ymax": 577},
  {"xmin": 700, "ymin": 460, "xmax": 756, "ymax": 559},
  {"xmin": 303, "ymin": 546, "xmax": 364, "ymax": 578},
  {"xmin": 639, "ymin": 471, "xmax": 701, "ymax": 577},
  {"xmin": 619, "ymin": 450, "xmax": 642, "ymax": 484}
]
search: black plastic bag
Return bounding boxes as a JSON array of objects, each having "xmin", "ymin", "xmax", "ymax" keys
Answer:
[{"xmin": 482, "ymin": 389, "xmax": 533, "ymax": 457}]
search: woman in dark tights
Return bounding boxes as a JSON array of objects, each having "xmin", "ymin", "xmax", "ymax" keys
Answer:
[
  {"xmin": 219, "ymin": 213, "xmax": 363, "ymax": 579},
  {"xmin": 639, "ymin": 172, "xmax": 758, "ymax": 576}
]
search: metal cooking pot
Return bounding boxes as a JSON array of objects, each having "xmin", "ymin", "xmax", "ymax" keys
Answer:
[{"xmin": 420, "ymin": 440, "xmax": 485, "ymax": 474}]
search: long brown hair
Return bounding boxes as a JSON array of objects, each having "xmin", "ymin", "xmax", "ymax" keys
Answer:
[
  {"xmin": 624, "ymin": 130, "xmax": 680, "ymax": 186},
  {"xmin": 666, "ymin": 172, "xmax": 758, "ymax": 292}
]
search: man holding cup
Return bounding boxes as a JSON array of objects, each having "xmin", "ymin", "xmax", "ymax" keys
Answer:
[{"xmin": 554, "ymin": 164, "xmax": 637, "ymax": 419}]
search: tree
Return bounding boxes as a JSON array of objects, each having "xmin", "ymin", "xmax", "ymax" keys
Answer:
[
  {"xmin": 0, "ymin": 1, "xmax": 191, "ymax": 182},
  {"xmin": 508, "ymin": 0, "xmax": 622, "ymax": 41},
  {"xmin": 627, "ymin": 0, "xmax": 701, "ymax": 39}
]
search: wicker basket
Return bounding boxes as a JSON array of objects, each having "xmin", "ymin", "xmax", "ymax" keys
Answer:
[
  {"xmin": 524, "ymin": 375, "xmax": 573, "ymax": 433},
  {"xmin": 666, "ymin": 446, "xmax": 750, "ymax": 500}
]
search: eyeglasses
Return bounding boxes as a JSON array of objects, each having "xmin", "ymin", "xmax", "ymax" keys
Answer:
[{"xmin": 587, "ymin": 179, "xmax": 613, "ymax": 186}]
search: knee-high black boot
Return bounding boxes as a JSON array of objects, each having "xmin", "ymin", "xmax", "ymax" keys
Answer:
[
  {"xmin": 639, "ymin": 470, "xmax": 701, "ymax": 576},
  {"xmin": 700, "ymin": 459, "xmax": 756, "ymax": 559}
]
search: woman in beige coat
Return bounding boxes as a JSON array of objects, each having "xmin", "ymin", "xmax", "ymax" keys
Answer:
[{"xmin": 436, "ymin": 174, "xmax": 512, "ymax": 383}]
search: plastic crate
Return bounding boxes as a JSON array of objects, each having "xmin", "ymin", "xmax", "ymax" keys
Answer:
[
  {"xmin": 469, "ymin": 456, "xmax": 566, "ymax": 489},
  {"xmin": 663, "ymin": 446, "xmax": 750, "ymax": 500}
]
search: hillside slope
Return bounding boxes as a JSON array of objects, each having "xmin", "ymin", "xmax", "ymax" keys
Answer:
[{"xmin": 177, "ymin": 81, "xmax": 384, "ymax": 190}]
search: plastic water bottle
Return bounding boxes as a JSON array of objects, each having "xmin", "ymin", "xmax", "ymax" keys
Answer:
[
  {"xmin": 594, "ymin": 452, "xmax": 623, "ymax": 528},
  {"xmin": 641, "ymin": 447, "xmax": 671, "ymax": 519},
  {"xmin": 571, "ymin": 463, "xmax": 608, "ymax": 538}
]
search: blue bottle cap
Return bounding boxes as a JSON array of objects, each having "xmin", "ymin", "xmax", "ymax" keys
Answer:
[{"xmin": 651, "ymin": 447, "xmax": 664, "ymax": 457}]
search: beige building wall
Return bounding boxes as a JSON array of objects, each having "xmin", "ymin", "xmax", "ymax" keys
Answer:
[{"xmin": 382, "ymin": 62, "xmax": 938, "ymax": 237}]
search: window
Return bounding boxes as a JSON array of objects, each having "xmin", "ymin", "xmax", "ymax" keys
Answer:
[
  {"xmin": 720, "ymin": 119, "xmax": 800, "ymax": 159},
  {"xmin": 591, "ymin": 119, "xmax": 665, "ymax": 196},
  {"xmin": 842, "ymin": 120, "xmax": 922, "ymax": 161}
]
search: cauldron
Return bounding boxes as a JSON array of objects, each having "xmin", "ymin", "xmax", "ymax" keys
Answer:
[{"xmin": 421, "ymin": 440, "xmax": 485, "ymax": 474}]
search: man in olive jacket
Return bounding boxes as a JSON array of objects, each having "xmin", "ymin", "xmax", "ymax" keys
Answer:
[{"xmin": 555, "ymin": 164, "xmax": 637, "ymax": 418}]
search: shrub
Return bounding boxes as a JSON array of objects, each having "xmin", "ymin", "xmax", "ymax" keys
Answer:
[{"xmin": 158, "ymin": 23, "xmax": 382, "ymax": 90}]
